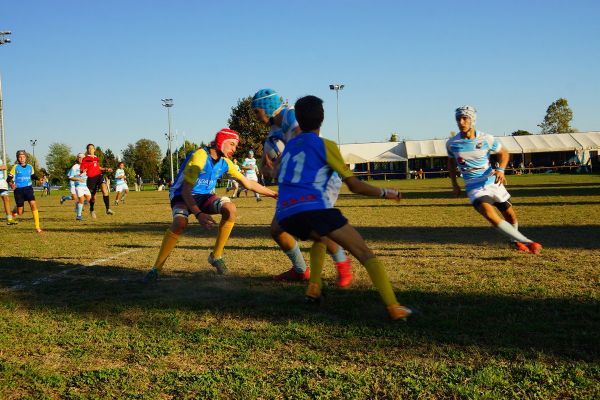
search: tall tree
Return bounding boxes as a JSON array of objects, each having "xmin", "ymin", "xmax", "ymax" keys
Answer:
[
  {"xmin": 389, "ymin": 133, "xmax": 398, "ymax": 142},
  {"xmin": 45, "ymin": 143, "xmax": 74, "ymax": 185},
  {"xmin": 511, "ymin": 130, "xmax": 532, "ymax": 136},
  {"xmin": 103, "ymin": 148, "xmax": 117, "ymax": 168},
  {"xmin": 132, "ymin": 139, "xmax": 161, "ymax": 181},
  {"xmin": 121, "ymin": 143, "xmax": 136, "ymax": 167},
  {"xmin": 538, "ymin": 98, "xmax": 575, "ymax": 134},
  {"xmin": 227, "ymin": 96, "xmax": 269, "ymax": 158}
]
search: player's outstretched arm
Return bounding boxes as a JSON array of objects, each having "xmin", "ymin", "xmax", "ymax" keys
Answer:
[
  {"xmin": 237, "ymin": 175, "xmax": 277, "ymax": 198},
  {"xmin": 344, "ymin": 176, "xmax": 401, "ymax": 201}
]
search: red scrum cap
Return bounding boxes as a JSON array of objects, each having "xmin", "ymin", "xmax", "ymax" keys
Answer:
[{"xmin": 214, "ymin": 128, "xmax": 240, "ymax": 153}]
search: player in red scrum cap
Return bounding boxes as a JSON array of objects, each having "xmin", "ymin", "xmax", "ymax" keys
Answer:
[{"xmin": 143, "ymin": 128, "xmax": 277, "ymax": 282}]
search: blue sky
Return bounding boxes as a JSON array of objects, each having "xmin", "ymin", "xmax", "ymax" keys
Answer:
[{"xmin": 1, "ymin": 0, "xmax": 599, "ymax": 167}]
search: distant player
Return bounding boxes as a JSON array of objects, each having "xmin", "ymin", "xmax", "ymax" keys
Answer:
[
  {"xmin": 79, "ymin": 143, "xmax": 114, "ymax": 218},
  {"xmin": 113, "ymin": 162, "xmax": 129, "ymax": 205},
  {"xmin": 143, "ymin": 128, "xmax": 277, "ymax": 282},
  {"xmin": 67, "ymin": 153, "xmax": 91, "ymax": 221},
  {"xmin": 276, "ymin": 95, "xmax": 413, "ymax": 320},
  {"xmin": 0, "ymin": 155, "xmax": 17, "ymax": 225},
  {"xmin": 7, "ymin": 150, "xmax": 42, "ymax": 233},
  {"xmin": 252, "ymin": 88, "xmax": 353, "ymax": 287},
  {"xmin": 225, "ymin": 158, "xmax": 241, "ymax": 195},
  {"xmin": 236, "ymin": 150, "xmax": 261, "ymax": 201},
  {"xmin": 447, "ymin": 106, "xmax": 542, "ymax": 253}
]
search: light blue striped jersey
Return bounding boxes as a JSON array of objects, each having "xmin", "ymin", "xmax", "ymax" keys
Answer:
[
  {"xmin": 115, "ymin": 168, "xmax": 126, "ymax": 185},
  {"xmin": 276, "ymin": 132, "xmax": 353, "ymax": 222},
  {"xmin": 242, "ymin": 157, "xmax": 258, "ymax": 180},
  {"xmin": 68, "ymin": 163, "xmax": 87, "ymax": 188},
  {"xmin": 268, "ymin": 107, "xmax": 299, "ymax": 144},
  {"xmin": 0, "ymin": 158, "xmax": 5, "ymax": 182},
  {"xmin": 446, "ymin": 131, "xmax": 501, "ymax": 191}
]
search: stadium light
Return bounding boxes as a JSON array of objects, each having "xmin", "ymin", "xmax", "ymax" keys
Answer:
[
  {"xmin": 161, "ymin": 98, "xmax": 174, "ymax": 183},
  {"xmin": 30, "ymin": 139, "xmax": 37, "ymax": 166},
  {"xmin": 0, "ymin": 30, "xmax": 11, "ymax": 168},
  {"xmin": 329, "ymin": 84, "xmax": 345, "ymax": 148}
]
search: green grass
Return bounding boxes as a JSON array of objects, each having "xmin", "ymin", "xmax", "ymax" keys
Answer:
[{"xmin": 1, "ymin": 174, "xmax": 599, "ymax": 399}]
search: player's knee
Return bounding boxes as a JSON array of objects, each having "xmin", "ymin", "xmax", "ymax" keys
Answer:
[{"xmin": 220, "ymin": 199, "xmax": 236, "ymax": 218}]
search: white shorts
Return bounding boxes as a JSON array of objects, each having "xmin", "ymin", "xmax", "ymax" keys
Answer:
[
  {"xmin": 0, "ymin": 179, "xmax": 8, "ymax": 193},
  {"xmin": 467, "ymin": 183, "xmax": 511, "ymax": 205},
  {"xmin": 75, "ymin": 186, "xmax": 91, "ymax": 198},
  {"xmin": 115, "ymin": 183, "xmax": 129, "ymax": 192},
  {"xmin": 70, "ymin": 186, "xmax": 77, "ymax": 195}
]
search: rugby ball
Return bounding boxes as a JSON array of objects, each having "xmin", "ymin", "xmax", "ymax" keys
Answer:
[{"xmin": 263, "ymin": 136, "xmax": 285, "ymax": 161}]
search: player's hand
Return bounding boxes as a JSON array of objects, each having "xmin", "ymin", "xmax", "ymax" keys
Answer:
[
  {"xmin": 493, "ymin": 170, "xmax": 506, "ymax": 185},
  {"xmin": 196, "ymin": 213, "xmax": 216, "ymax": 229},
  {"xmin": 107, "ymin": 168, "xmax": 113, "ymax": 173},
  {"xmin": 382, "ymin": 188, "xmax": 402, "ymax": 201},
  {"xmin": 452, "ymin": 185, "xmax": 461, "ymax": 197},
  {"xmin": 9, "ymin": 183, "xmax": 15, "ymax": 190}
]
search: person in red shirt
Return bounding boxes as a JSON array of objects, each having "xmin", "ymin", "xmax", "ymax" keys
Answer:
[{"xmin": 80, "ymin": 143, "xmax": 114, "ymax": 218}]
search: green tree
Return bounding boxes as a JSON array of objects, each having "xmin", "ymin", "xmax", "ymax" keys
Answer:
[
  {"xmin": 511, "ymin": 130, "xmax": 532, "ymax": 136},
  {"xmin": 45, "ymin": 143, "xmax": 74, "ymax": 185},
  {"xmin": 103, "ymin": 148, "xmax": 118, "ymax": 169},
  {"xmin": 132, "ymin": 139, "xmax": 162, "ymax": 182},
  {"xmin": 227, "ymin": 96, "xmax": 269, "ymax": 159},
  {"xmin": 121, "ymin": 143, "xmax": 136, "ymax": 167},
  {"xmin": 389, "ymin": 133, "xmax": 398, "ymax": 142},
  {"xmin": 538, "ymin": 98, "xmax": 575, "ymax": 134}
]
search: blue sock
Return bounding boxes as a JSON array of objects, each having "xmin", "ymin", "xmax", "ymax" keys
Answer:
[
  {"xmin": 284, "ymin": 243, "xmax": 307, "ymax": 273},
  {"xmin": 76, "ymin": 203, "xmax": 83, "ymax": 217},
  {"xmin": 496, "ymin": 220, "xmax": 531, "ymax": 243},
  {"xmin": 329, "ymin": 245, "xmax": 347, "ymax": 263}
]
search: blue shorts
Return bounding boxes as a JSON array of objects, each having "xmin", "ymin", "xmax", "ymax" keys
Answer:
[{"xmin": 279, "ymin": 208, "xmax": 348, "ymax": 240}]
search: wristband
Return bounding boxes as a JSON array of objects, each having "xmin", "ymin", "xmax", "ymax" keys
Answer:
[{"xmin": 496, "ymin": 167, "xmax": 505, "ymax": 173}]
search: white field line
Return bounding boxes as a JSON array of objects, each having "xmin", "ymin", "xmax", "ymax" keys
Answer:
[{"xmin": 5, "ymin": 249, "xmax": 141, "ymax": 291}]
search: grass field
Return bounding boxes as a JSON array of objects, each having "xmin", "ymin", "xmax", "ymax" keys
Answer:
[{"xmin": 1, "ymin": 174, "xmax": 599, "ymax": 399}]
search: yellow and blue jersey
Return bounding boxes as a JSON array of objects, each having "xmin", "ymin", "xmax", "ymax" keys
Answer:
[
  {"xmin": 9, "ymin": 164, "xmax": 35, "ymax": 188},
  {"xmin": 276, "ymin": 133, "xmax": 353, "ymax": 222},
  {"xmin": 446, "ymin": 131, "xmax": 501, "ymax": 191},
  {"xmin": 170, "ymin": 147, "xmax": 244, "ymax": 200}
]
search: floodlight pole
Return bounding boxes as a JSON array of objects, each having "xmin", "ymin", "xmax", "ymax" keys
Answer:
[
  {"xmin": 329, "ymin": 84, "xmax": 345, "ymax": 149},
  {"xmin": 162, "ymin": 98, "xmax": 174, "ymax": 183},
  {"xmin": 0, "ymin": 31, "xmax": 12, "ymax": 167},
  {"xmin": 30, "ymin": 139, "xmax": 37, "ymax": 165}
]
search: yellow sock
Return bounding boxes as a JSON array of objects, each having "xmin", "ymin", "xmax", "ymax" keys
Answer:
[
  {"xmin": 153, "ymin": 229, "xmax": 180, "ymax": 271},
  {"xmin": 309, "ymin": 242, "xmax": 327, "ymax": 288},
  {"xmin": 213, "ymin": 220, "xmax": 235, "ymax": 258},
  {"xmin": 364, "ymin": 257, "xmax": 399, "ymax": 306},
  {"xmin": 32, "ymin": 209, "xmax": 40, "ymax": 230}
]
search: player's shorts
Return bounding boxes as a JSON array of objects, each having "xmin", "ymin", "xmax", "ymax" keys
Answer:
[
  {"xmin": 70, "ymin": 185, "xmax": 77, "ymax": 196},
  {"xmin": 279, "ymin": 208, "xmax": 348, "ymax": 241},
  {"xmin": 0, "ymin": 179, "xmax": 8, "ymax": 195},
  {"xmin": 170, "ymin": 194, "xmax": 231, "ymax": 218},
  {"xmin": 467, "ymin": 182, "xmax": 511, "ymax": 208},
  {"xmin": 324, "ymin": 174, "xmax": 343, "ymax": 207},
  {"xmin": 14, "ymin": 186, "xmax": 35, "ymax": 207},
  {"xmin": 115, "ymin": 183, "xmax": 128, "ymax": 192},
  {"xmin": 75, "ymin": 186, "xmax": 91, "ymax": 198},
  {"xmin": 86, "ymin": 174, "xmax": 104, "ymax": 194}
]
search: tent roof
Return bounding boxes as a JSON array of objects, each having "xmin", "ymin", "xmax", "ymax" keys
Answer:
[
  {"xmin": 338, "ymin": 132, "xmax": 599, "ymax": 162},
  {"xmin": 570, "ymin": 132, "xmax": 600, "ymax": 149},
  {"xmin": 402, "ymin": 139, "xmax": 448, "ymax": 158},
  {"xmin": 340, "ymin": 142, "xmax": 406, "ymax": 164},
  {"xmin": 513, "ymin": 133, "xmax": 582, "ymax": 153}
]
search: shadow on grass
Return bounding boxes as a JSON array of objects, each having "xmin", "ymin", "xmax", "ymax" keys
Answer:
[
  {"xmin": 0, "ymin": 257, "xmax": 597, "ymax": 362},
  {"xmin": 40, "ymin": 223, "xmax": 600, "ymax": 249}
]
